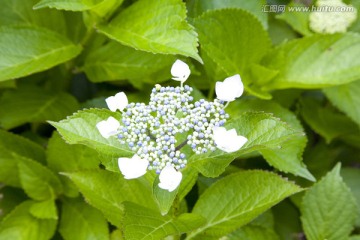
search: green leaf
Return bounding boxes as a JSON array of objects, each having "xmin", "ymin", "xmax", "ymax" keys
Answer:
[
  {"xmin": 272, "ymin": 200, "xmax": 302, "ymax": 240},
  {"xmin": 248, "ymin": 64, "xmax": 279, "ymax": 86},
  {"xmin": 188, "ymin": 112, "xmax": 305, "ymax": 178},
  {"xmin": 263, "ymin": 33, "xmax": 360, "ymax": 90},
  {"xmin": 227, "ymin": 98, "xmax": 303, "ymax": 130},
  {"xmin": 0, "ymin": 86, "xmax": 79, "ymax": 129},
  {"xmin": 46, "ymin": 132, "xmax": 100, "ymax": 172},
  {"xmin": 0, "ymin": 0, "xmax": 67, "ymax": 35},
  {"xmin": 152, "ymin": 177, "xmax": 179, "ymax": 216},
  {"xmin": 0, "ymin": 26, "xmax": 81, "ymax": 82},
  {"xmin": 276, "ymin": 2, "xmax": 312, "ymax": 36},
  {"xmin": 248, "ymin": 210, "xmax": 276, "ymax": 231},
  {"xmin": 349, "ymin": 0, "xmax": 360, "ymax": 34},
  {"xmin": 300, "ymin": 97, "xmax": 360, "ymax": 143},
  {"xmin": 0, "ymin": 80, "xmax": 16, "ymax": 89},
  {"xmin": 227, "ymin": 226, "xmax": 279, "ymax": 240},
  {"xmin": 90, "ymin": 0, "xmax": 124, "ymax": 18},
  {"xmin": 152, "ymin": 168, "xmax": 198, "ymax": 216},
  {"xmin": 301, "ymin": 164, "xmax": 358, "ymax": 240},
  {"xmin": 341, "ymin": 168, "xmax": 360, "ymax": 227},
  {"xmin": 324, "ymin": 79, "xmax": 360, "ymax": 126},
  {"xmin": 188, "ymin": 171, "xmax": 302, "ymax": 238},
  {"xmin": 122, "ymin": 202, "xmax": 205, "ymax": 240},
  {"xmin": 227, "ymin": 211, "xmax": 280, "ymax": 240},
  {"xmin": 0, "ymin": 187, "xmax": 27, "ymax": 221},
  {"xmin": 18, "ymin": 157, "xmax": 63, "ymax": 201},
  {"xmin": 97, "ymin": 0, "xmax": 201, "ymax": 62},
  {"xmin": 59, "ymin": 198, "xmax": 109, "ymax": 240},
  {"xmin": 83, "ymin": 41, "xmax": 175, "ymax": 82},
  {"xmin": 177, "ymin": 168, "xmax": 198, "ymax": 201},
  {"xmin": 47, "ymin": 131, "xmax": 101, "ymax": 172},
  {"xmin": 261, "ymin": 136, "xmax": 314, "ymax": 181},
  {"xmin": 193, "ymin": 9, "xmax": 271, "ymax": 98},
  {"xmin": 47, "ymin": 132, "xmax": 101, "ymax": 197},
  {"xmin": 227, "ymin": 99, "xmax": 314, "ymax": 181},
  {"xmin": 0, "ymin": 130, "xmax": 46, "ymax": 162},
  {"xmin": 63, "ymin": 11, "xmax": 87, "ymax": 43},
  {"xmin": 65, "ymin": 169, "xmax": 157, "ymax": 227},
  {"xmin": 50, "ymin": 108, "xmax": 134, "ymax": 157},
  {"xmin": 267, "ymin": 15, "xmax": 298, "ymax": 46},
  {"xmin": 110, "ymin": 230, "xmax": 124, "ymax": 240},
  {"xmin": 187, "ymin": 0, "xmax": 268, "ymax": 29},
  {"xmin": 34, "ymin": 0, "xmax": 104, "ymax": 11},
  {"xmin": 0, "ymin": 130, "xmax": 46, "ymax": 187},
  {"xmin": 0, "ymin": 200, "xmax": 57, "ymax": 240},
  {"xmin": 303, "ymin": 141, "xmax": 341, "ymax": 179},
  {"xmin": 29, "ymin": 199, "xmax": 58, "ymax": 219}
]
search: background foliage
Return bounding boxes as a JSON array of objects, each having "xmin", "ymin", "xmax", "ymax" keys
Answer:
[{"xmin": 0, "ymin": 0, "xmax": 360, "ymax": 239}]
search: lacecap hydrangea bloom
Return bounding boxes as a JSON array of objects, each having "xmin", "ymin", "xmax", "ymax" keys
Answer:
[
  {"xmin": 96, "ymin": 60, "xmax": 248, "ymax": 192},
  {"xmin": 309, "ymin": 0, "xmax": 357, "ymax": 34}
]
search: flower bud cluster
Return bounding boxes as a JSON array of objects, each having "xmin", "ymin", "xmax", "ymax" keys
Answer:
[
  {"xmin": 309, "ymin": 0, "xmax": 357, "ymax": 34},
  {"xmin": 118, "ymin": 84, "xmax": 228, "ymax": 173}
]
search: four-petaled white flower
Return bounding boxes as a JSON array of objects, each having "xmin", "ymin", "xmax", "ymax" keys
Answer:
[
  {"xmin": 158, "ymin": 165, "xmax": 182, "ymax": 192},
  {"xmin": 96, "ymin": 116, "xmax": 120, "ymax": 139},
  {"xmin": 213, "ymin": 127, "xmax": 248, "ymax": 153},
  {"xmin": 106, "ymin": 92, "xmax": 128, "ymax": 112},
  {"xmin": 171, "ymin": 59, "xmax": 191, "ymax": 82},
  {"xmin": 118, "ymin": 155, "xmax": 149, "ymax": 179},
  {"xmin": 215, "ymin": 74, "xmax": 244, "ymax": 102}
]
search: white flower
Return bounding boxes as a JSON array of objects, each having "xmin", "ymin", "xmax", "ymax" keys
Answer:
[
  {"xmin": 213, "ymin": 127, "xmax": 248, "ymax": 153},
  {"xmin": 106, "ymin": 92, "xmax": 128, "ymax": 112},
  {"xmin": 171, "ymin": 59, "xmax": 191, "ymax": 82},
  {"xmin": 118, "ymin": 155, "xmax": 149, "ymax": 179},
  {"xmin": 158, "ymin": 165, "xmax": 182, "ymax": 192},
  {"xmin": 96, "ymin": 116, "xmax": 120, "ymax": 139},
  {"xmin": 215, "ymin": 74, "xmax": 244, "ymax": 102},
  {"xmin": 309, "ymin": 0, "xmax": 357, "ymax": 34}
]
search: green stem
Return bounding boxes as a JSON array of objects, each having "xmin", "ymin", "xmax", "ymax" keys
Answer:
[
  {"xmin": 172, "ymin": 196, "xmax": 180, "ymax": 217},
  {"xmin": 80, "ymin": 27, "xmax": 96, "ymax": 47},
  {"xmin": 175, "ymin": 139, "xmax": 188, "ymax": 151},
  {"xmin": 207, "ymin": 83, "xmax": 215, "ymax": 100},
  {"xmin": 170, "ymin": 196, "xmax": 181, "ymax": 240}
]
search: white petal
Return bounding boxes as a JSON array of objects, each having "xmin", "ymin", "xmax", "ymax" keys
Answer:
[
  {"xmin": 158, "ymin": 166, "xmax": 182, "ymax": 192},
  {"xmin": 106, "ymin": 92, "xmax": 128, "ymax": 112},
  {"xmin": 215, "ymin": 82, "xmax": 234, "ymax": 102},
  {"xmin": 118, "ymin": 155, "xmax": 149, "ymax": 179},
  {"xmin": 213, "ymin": 127, "xmax": 228, "ymax": 143},
  {"xmin": 213, "ymin": 127, "xmax": 247, "ymax": 153},
  {"xmin": 233, "ymin": 135, "xmax": 248, "ymax": 151},
  {"xmin": 96, "ymin": 117, "xmax": 120, "ymax": 138},
  {"xmin": 171, "ymin": 60, "xmax": 190, "ymax": 82},
  {"xmin": 215, "ymin": 74, "xmax": 244, "ymax": 102},
  {"xmin": 227, "ymin": 129, "xmax": 238, "ymax": 138},
  {"xmin": 114, "ymin": 92, "xmax": 128, "ymax": 111},
  {"xmin": 224, "ymin": 74, "xmax": 244, "ymax": 98},
  {"xmin": 105, "ymin": 96, "xmax": 117, "ymax": 112}
]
